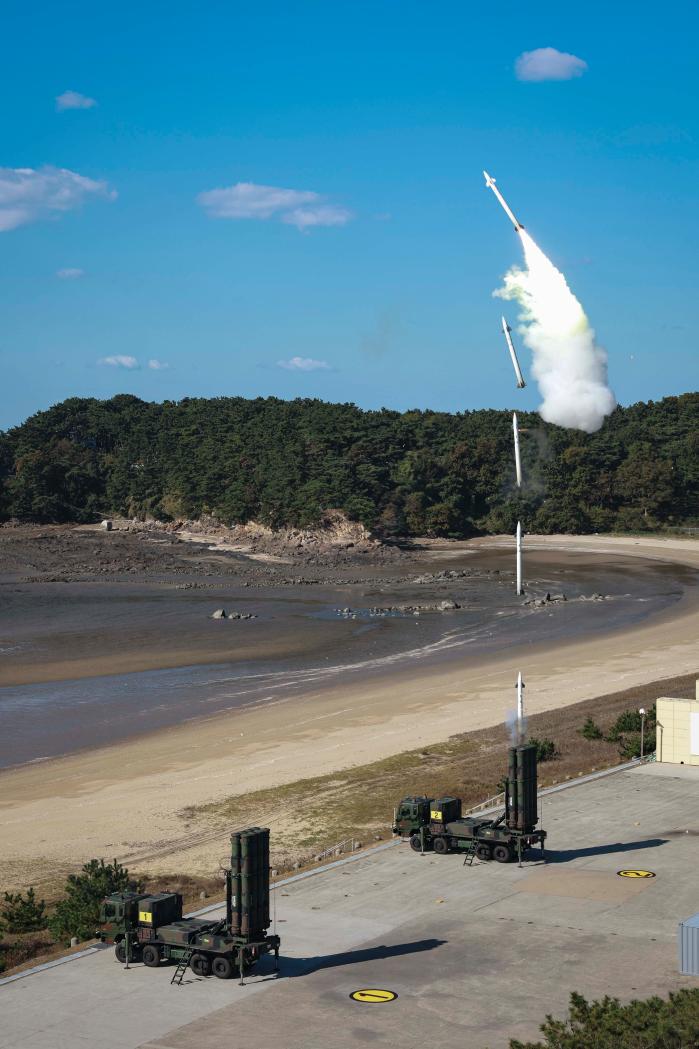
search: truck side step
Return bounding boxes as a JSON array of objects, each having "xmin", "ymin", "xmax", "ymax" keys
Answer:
[{"xmin": 171, "ymin": 948, "xmax": 193, "ymax": 985}]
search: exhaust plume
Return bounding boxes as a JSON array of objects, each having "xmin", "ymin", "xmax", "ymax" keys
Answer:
[
  {"xmin": 505, "ymin": 709, "xmax": 527, "ymax": 747},
  {"xmin": 496, "ymin": 230, "xmax": 616, "ymax": 433}
]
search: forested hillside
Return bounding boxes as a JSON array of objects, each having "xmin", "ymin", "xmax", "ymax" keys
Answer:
[{"xmin": 0, "ymin": 393, "xmax": 697, "ymax": 536}]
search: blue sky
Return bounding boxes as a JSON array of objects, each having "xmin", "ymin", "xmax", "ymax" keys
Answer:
[{"xmin": 1, "ymin": 0, "xmax": 698, "ymax": 430}]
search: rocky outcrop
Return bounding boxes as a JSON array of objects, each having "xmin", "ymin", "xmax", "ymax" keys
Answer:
[{"xmin": 126, "ymin": 509, "xmax": 392, "ymax": 564}]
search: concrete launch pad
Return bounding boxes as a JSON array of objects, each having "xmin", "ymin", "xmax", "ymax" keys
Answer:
[{"xmin": 3, "ymin": 762, "xmax": 698, "ymax": 1049}]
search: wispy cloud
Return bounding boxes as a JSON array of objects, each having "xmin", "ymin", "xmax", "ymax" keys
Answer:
[
  {"xmin": 56, "ymin": 267, "xmax": 84, "ymax": 280},
  {"xmin": 281, "ymin": 204, "xmax": 352, "ymax": 230},
  {"xmin": 99, "ymin": 355, "xmax": 139, "ymax": 369},
  {"xmin": 0, "ymin": 166, "xmax": 116, "ymax": 232},
  {"xmin": 197, "ymin": 181, "xmax": 353, "ymax": 231},
  {"xmin": 515, "ymin": 47, "xmax": 588, "ymax": 82},
  {"xmin": 147, "ymin": 359, "xmax": 170, "ymax": 370},
  {"xmin": 277, "ymin": 356, "xmax": 331, "ymax": 372},
  {"xmin": 56, "ymin": 90, "xmax": 97, "ymax": 111}
]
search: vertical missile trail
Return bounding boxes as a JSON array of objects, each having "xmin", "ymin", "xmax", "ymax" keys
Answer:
[
  {"xmin": 513, "ymin": 412, "xmax": 522, "ymax": 487},
  {"xmin": 516, "ymin": 521, "xmax": 523, "ymax": 596}
]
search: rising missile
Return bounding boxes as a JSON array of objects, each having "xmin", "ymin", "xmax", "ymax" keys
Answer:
[
  {"xmin": 483, "ymin": 170, "xmax": 524, "ymax": 232},
  {"xmin": 513, "ymin": 412, "xmax": 522, "ymax": 488},
  {"xmin": 516, "ymin": 671, "xmax": 525, "ymax": 727},
  {"xmin": 501, "ymin": 316, "xmax": 526, "ymax": 389}
]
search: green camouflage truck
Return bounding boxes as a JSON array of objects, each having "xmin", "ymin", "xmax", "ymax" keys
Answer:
[
  {"xmin": 97, "ymin": 827, "xmax": 280, "ymax": 981},
  {"xmin": 392, "ymin": 744, "xmax": 547, "ymax": 863}
]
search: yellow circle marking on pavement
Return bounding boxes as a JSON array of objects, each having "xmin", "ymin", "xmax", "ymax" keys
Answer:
[
  {"xmin": 617, "ymin": 869, "xmax": 656, "ymax": 878},
  {"xmin": 350, "ymin": 989, "xmax": 398, "ymax": 1004}
]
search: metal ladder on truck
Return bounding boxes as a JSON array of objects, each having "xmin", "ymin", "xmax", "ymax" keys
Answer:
[
  {"xmin": 462, "ymin": 840, "xmax": 478, "ymax": 867},
  {"xmin": 171, "ymin": 948, "xmax": 193, "ymax": 985}
]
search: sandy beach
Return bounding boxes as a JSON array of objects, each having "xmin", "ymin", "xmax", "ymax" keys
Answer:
[{"xmin": 1, "ymin": 533, "xmax": 697, "ymax": 893}]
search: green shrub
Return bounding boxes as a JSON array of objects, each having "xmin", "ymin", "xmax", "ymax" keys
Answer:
[
  {"xmin": 604, "ymin": 704, "xmax": 656, "ymax": 758},
  {"xmin": 580, "ymin": 717, "xmax": 603, "ymax": 741},
  {"xmin": 48, "ymin": 859, "xmax": 141, "ymax": 943},
  {"xmin": 617, "ymin": 732, "xmax": 656, "ymax": 760},
  {"xmin": 0, "ymin": 888, "xmax": 47, "ymax": 933},
  {"xmin": 606, "ymin": 704, "xmax": 655, "ymax": 743},
  {"xmin": 509, "ymin": 988, "xmax": 699, "ymax": 1048},
  {"xmin": 528, "ymin": 737, "xmax": 558, "ymax": 762}
]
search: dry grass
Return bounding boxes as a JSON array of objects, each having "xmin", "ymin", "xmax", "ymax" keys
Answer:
[{"xmin": 187, "ymin": 671, "xmax": 698, "ymax": 868}]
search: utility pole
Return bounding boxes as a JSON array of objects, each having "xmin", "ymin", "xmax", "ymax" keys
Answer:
[{"xmin": 639, "ymin": 707, "xmax": 646, "ymax": 759}]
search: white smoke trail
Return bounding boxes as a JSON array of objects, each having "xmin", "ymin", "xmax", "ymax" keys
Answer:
[{"xmin": 496, "ymin": 230, "xmax": 616, "ymax": 433}]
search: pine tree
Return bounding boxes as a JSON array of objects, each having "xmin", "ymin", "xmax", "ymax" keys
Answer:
[
  {"xmin": 0, "ymin": 887, "xmax": 47, "ymax": 933},
  {"xmin": 510, "ymin": 989, "xmax": 699, "ymax": 1049},
  {"xmin": 47, "ymin": 859, "xmax": 140, "ymax": 943}
]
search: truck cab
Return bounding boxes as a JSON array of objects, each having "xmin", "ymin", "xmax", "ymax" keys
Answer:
[
  {"xmin": 393, "ymin": 795, "xmax": 462, "ymax": 837},
  {"xmin": 392, "ymin": 795, "xmax": 430, "ymax": 836},
  {"xmin": 97, "ymin": 891, "xmax": 183, "ymax": 952}
]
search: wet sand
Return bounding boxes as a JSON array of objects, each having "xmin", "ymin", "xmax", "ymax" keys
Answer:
[
  {"xmin": 0, "ymin": 534, "xmax": 698, "ymax": 891},
  {"xmin": 0, "ymin": 550, "xmax": 691, "ymax": 766}
]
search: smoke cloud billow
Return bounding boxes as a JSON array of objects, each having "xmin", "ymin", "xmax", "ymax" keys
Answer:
[{"xmin": 495, "ymin": 230, "xmax": 616, "ymax": 433}]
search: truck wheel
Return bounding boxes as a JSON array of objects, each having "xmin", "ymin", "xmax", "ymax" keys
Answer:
[
  {"xmin": 212, "ymin": 955, "xmax": 233, "ymax": 980},
  {"xmin": 433, "ymin": 836, "xmax": 449, "ymax": 855},
  {"xmin": 475, "ymin": 843, "xmax": 492, "ymax": 861},
  {"xmin": 493, "ymin": 844, "xmax": 512, "ymax": 863},
  {"xmin": 142, "ymin": 944, "xmax": 160, "ymax": 968},
  {"xmin": 115, "ymin": 941, "xmax": 135, "ymax": 963},
  {"xmin": 410, "ymin": 834, "xmax": 424, "ymax": 852},
  {"xmin": 190, "ymin": 953, "xmax": 211, "ymax": 977}
]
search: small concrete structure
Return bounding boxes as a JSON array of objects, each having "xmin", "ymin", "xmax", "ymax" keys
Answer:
[
  {"xmin": 679, "ymin": 914, "xmax": 699, "ymax": 976},
  {"xmin": 100, "ymin": 519, "xmax": 113, "ymax": 531},
  {"xmin": 656, "ymin": 680, "xmax": 699, "ymax": 765}
]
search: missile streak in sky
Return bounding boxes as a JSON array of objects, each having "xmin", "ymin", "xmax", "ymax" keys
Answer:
[
  {"xmin": 483, "ymin": 170, "xmax": 524, "ymax": 232},
  {"xmin": 501, "ymin": 316, "xmax": 526, "ymax": 389}
]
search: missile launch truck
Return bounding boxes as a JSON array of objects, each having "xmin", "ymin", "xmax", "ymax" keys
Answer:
[
  {"xmin": 97, "ymin": 827, "xmax": 280, "ymax": 981},
  {"xmin": 393, "ymin": 743, "xmax": 546, "ymax": 863}
]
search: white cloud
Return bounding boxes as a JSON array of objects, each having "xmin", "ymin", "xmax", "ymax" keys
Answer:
[
  {"xmin": 99, "ymin": 355, "xmax": 139, "ymax": 369},
  {"xmin": 282, "ymin": 204, "xmax": 352, "ymax": 230},
  {"xmin": 147, "ymin": 359, "xmax": 170, "ymax": 370},
  {"xmin": 277, "ymin": 356, "xmax": 330, "ymax": 372},
  {"xmin": 56, "ymin": 90, "xmax": 97, "ymax": 111},
  {"xmin": 0, "ymin": 166, "xmax": 116, "ymax": 232},
  {"xmin": 56, "ymin": 267, "xmax": 84, "ymax": 280},
  {"xmin": 197, "ymin": 181, "xmax": 353, "ymax": 230},
  {"xmin": 515, "ymin": 47, "xmax": 588, "ymax": 82}
]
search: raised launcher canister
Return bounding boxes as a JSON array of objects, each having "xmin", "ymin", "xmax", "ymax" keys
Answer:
[
  {"xmin": 505, "ymin": 742, "xmax": 539, "ymax": 833},
  {"xmin": 228, "ymin": 827, "xmax": 271, "ymax": 939}
]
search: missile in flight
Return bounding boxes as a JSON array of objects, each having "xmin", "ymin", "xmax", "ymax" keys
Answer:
[
  {"xmin": 483, "ymin": 170, "xmax": 524, "ymax": 232},
  {"xmin": 516, "ymin": 671, "xmax": 525, "ymax": 727},
  {"xmin": 502, "ymin": 316, "xmax": 526, "ymax": 389}
]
